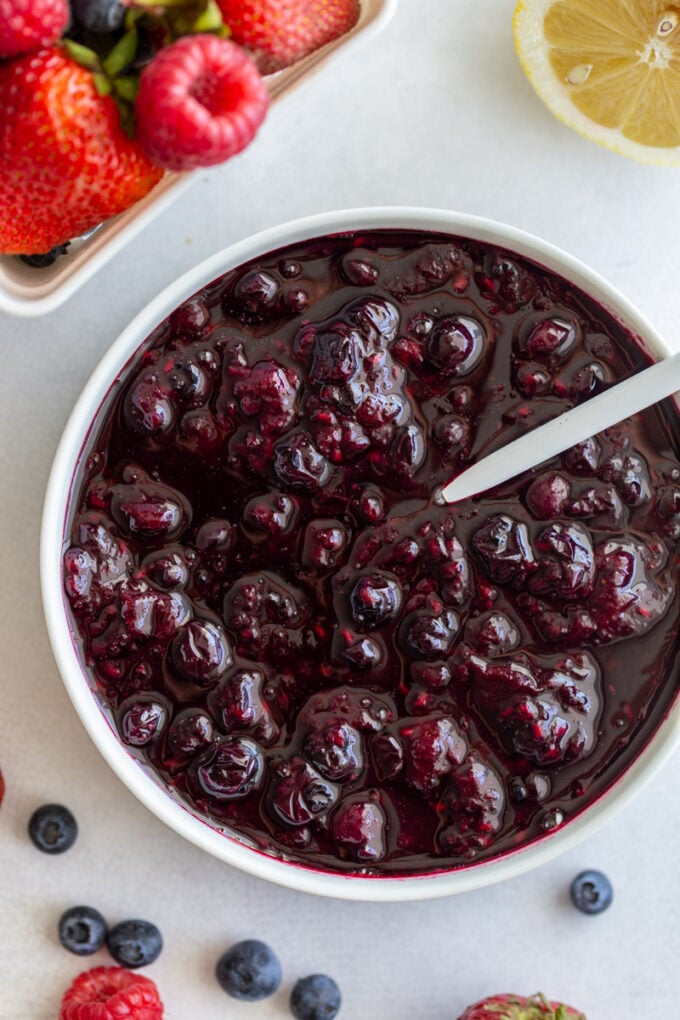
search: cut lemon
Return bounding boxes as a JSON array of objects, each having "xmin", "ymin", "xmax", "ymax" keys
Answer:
[{"xmin": 513, "ymin": 0, "xmax": 680, "ymax": 164}]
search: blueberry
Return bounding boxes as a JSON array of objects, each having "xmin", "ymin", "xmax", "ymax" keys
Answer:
[
  {"xmin": 18, "ymin": 242, "xmax": 70, "ymax": 268},
  {"xmin": 58, "ymin": 906, "xmax": 107, "ymax": 956},
  {"xmin": 107, "ymin": 919, "xmax": 163, "ymax": 968},
  {"xmin": 215, "ymin": 939, "xmax": 282, "ymax": 1001},
  {"xmin": 570, "ymin": 870, "xmax": 613, "ymax": 915},
  {"xmin": 71, "ymin": 0, "xmax": 126, "ymax": 32},
  {"xmin": 290, "ymin": 974, "xmax": 342, "ymax": 1020},
  {"xmin": 349, "ymin": 572, "xmax": 402, "ymax": 630},
  {"xmin": 28, "ymin": 804, "xmax": 78, "ymax": 854}
]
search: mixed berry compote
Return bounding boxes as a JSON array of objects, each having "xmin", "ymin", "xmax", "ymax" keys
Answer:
[{"xmin": 63, "ymin": 231, "xmax": 680, "ymax": 875}]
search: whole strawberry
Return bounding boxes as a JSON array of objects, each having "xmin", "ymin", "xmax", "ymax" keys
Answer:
[
  {"xmin": 59, "ymin": 965, "xmax": 164, "ymax": 1019},
  {"xmin": 216, "ymin": 0, "xmax": 361, "ymax": 74},
  {"xmin": 0, "ymin": 0, "xmax": 69, "ymax": 58},
  {"xmin": 0, "ymin": 47, "xmax": 163, "ymax": 255},
  {"xmin": 458, "ymin": 992, "xmax": 587, "ymax": 1020}
]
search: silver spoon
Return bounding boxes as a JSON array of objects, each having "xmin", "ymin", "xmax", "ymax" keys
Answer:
[{"xmin": 440, "ymin": 350, "xmax": 680, "ymax": 505}]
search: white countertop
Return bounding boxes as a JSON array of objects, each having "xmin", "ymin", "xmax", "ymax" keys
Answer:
[{"xmin": 1, "ymin": 3, "xmax": 679, "ymax": 1017}]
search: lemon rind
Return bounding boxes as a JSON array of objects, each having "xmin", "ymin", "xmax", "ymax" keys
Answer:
[{"xmin": 513, "ymin": 0, "xmax": 680, "ymax": 167}]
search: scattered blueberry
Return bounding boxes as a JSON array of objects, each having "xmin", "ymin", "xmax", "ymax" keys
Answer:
[
  {"xmin": 28, "ymin": 804, "xmax": 78, "ymax": 854},
  {"xmin": 216, "ymin": 939, "xmax": 282, "ymax": 1001},
  {"xmin": 58, "ymin": 905, "xmax": 107, "ymax": 956},
  {"xmin": 290, "ymin": 974, "xmax": 342, "ymax": 1020},
  {"xmin": 71, "ymin": 0, "xmax": 126, "ymax": 32},
  {"xmin": 18, "ymin": 242, "xmax": 70, "ymax": 268},
  {"xmin": 107, "ymin": 918, "xmax": 163, "ymax": 968},
  {"xmin": 570, "ymin": 869, "xmax": 613, "ymax": 915}
]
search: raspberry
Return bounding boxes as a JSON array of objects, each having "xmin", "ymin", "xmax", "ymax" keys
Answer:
[
  {"xmin": 110, "ymin": 480, "xmax": 189, "ymax": 540},
  {"xmin": 399, "ymin": 715, "xmax": 468, "ymax": 792},
  {"xmin": 0, "ymin": 0, "xmax": 69, "ymax": 58},
  {"xmin": 438, "ymin": 754, "xmax": 506, "ymax": 856},
  {"xmin": 135, "ymin": 35, "xmax": 269, "ymax": 172},
  {"xmin": 59, "ymin": 966, "xmax": 164, "ymax": 1020}
]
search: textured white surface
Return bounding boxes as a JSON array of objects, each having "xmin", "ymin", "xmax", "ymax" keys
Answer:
[{"xmin": 0, "ymin": 2, "xmax": 679, "ymax": 1017}]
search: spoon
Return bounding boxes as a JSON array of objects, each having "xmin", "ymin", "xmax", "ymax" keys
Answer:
[{"xmin": 440, "ymin": 350, "xmax": 680, "ymax": 505}]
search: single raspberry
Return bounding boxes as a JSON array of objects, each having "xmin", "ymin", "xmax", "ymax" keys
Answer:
[
  {"xmin": 0, "ymin": 0, "xmax": 69, "ymax": 58},
  {"xmin": 134, "ymin": 35, "xmax": 270, "ymax": 172},
  {"xmin": 59, "ymin": 966, "xmax": 164, "ymax": 1020},
  {"xmin": 217, "ymin": 0, "xmax": 361, "ymax": 74}
]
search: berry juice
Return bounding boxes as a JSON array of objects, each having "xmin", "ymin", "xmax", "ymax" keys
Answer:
[{"xmin": 63, "ymin": 231, "xmax": 680, "ymax": 874}]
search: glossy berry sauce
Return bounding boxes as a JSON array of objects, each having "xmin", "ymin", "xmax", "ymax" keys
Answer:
[{"xmin": 63, "ymin": 231, "xmax": 680, "ymax": 874}]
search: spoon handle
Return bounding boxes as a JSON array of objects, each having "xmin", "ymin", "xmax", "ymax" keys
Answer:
[{"xmin": 440, "ymin": 350, "xmax": 680, "ymax": 505}]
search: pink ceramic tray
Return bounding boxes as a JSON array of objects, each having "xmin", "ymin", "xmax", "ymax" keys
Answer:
[{"xmin": 0, "ymin": 0, "xmax": 397, "ymax": 317}]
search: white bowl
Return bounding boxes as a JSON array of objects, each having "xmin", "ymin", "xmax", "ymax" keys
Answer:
[{"xmin": 41, "ymin": 207, "xmax": 680, "ymax": 901}]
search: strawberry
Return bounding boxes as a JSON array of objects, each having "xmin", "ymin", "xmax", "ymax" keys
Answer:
[
  {"xmin": 0, "ymin": 0, "xmax": 69, "ymax": 59},
  {"xmin": 458, "ymin": 992, "xmax": 587, "ymax": 1020},
  {"xmin": 0, "ymin": 47, "xmax": 163, "ymax": 254},
  {"xmin": 216, "ymin": 0, "xmax": 361, "ymax": 74},
  {"xmin": 59, "ymin": 965, "xmax": 164, "ymax": 1020},
  {"xmin": 135, "ymin": 34, "xmax": 269, "ymax": 171}
]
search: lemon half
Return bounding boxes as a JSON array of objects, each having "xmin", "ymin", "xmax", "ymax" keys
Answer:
[{"xmin": 513, "ymin": 0, "xmax": 680, "ymax": 164}]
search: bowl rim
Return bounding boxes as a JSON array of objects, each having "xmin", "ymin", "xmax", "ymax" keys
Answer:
[{"xmin": 41, "ymin": 205, "xmax": 680, "ymax": 901}]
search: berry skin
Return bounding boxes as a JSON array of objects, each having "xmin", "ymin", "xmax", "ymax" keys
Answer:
[
  {"xmin": 107, "ymin": 919, "xmax": 163, "ymax": 969},
  {"xmin": 59, "ymin": 965, "xmax": 164, "ymax": 1020},
  {"xmin": 216, "ymin": 0, "xmax": 361, "ymax": 74},
  {"xmin": 58, "ymin": 906, "xmax": 108, "ymax": 956},
  {"xmin": 0, "ymin": 0, "xmax": 69, "ymax": 59},
  {"xmin": 134, "ymin": 35, "xmax": 269, "ymax": 172},
  {"xmin": 119, "ymin": 698, "xmax": 168, "ymax": 748},
  {"xmin": 350, "ymin": 572, "xmax": 402, "ymax": 630},
  {"xmin": 215, "ymin": 939, "xmax": 282, "ymax": 1001},
  {"xmin": 570, "ymin": 869, "xmax": 613, "ymax": 915},
  {"xmin": 71, "ymin": 0, "xmax": 126, "ymax": 33},
  {"xmin": 330, "ymin": 794, "xmax": 385, "ymax": 862},
  {"xmin": 0, "ymin": 48, "xmax": 163, "ymax": 254},
  {"xmin": 28, "ymin": 804, "xmax": 78, "ymax": 854},
  {"xmin": 290, "ymin": 974, "xmax": 342, "ymax": 1020},
  {"xmin": 458, "ymin": 992, "xmax": 585, "ymax": 1020}
]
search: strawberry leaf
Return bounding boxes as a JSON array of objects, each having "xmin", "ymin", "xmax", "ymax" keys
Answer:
[
  {"xmin": 93, "ymin": 71, "xmax": 112, "ymax": 96},
  {"xmin": 192, "ymin": 0, "xmax": 230, "ymax": 34},
  {"xmin": 103, "ymin": 29, "xmax": 139, "ymax": 77},
  {"xmin": 164, "ymin": 0, "xmax": 227, "ymax": 36},
  {"xmin": 62, "ymin": 38, "xmax": 102, "ymax": 73},
  {"xmin": 113, "ymin": 94, "xmax": 136, "ymax": 139},
  {"xmin": 114, "ymin": 75, "xmax": 140, "ymax": 103}
]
